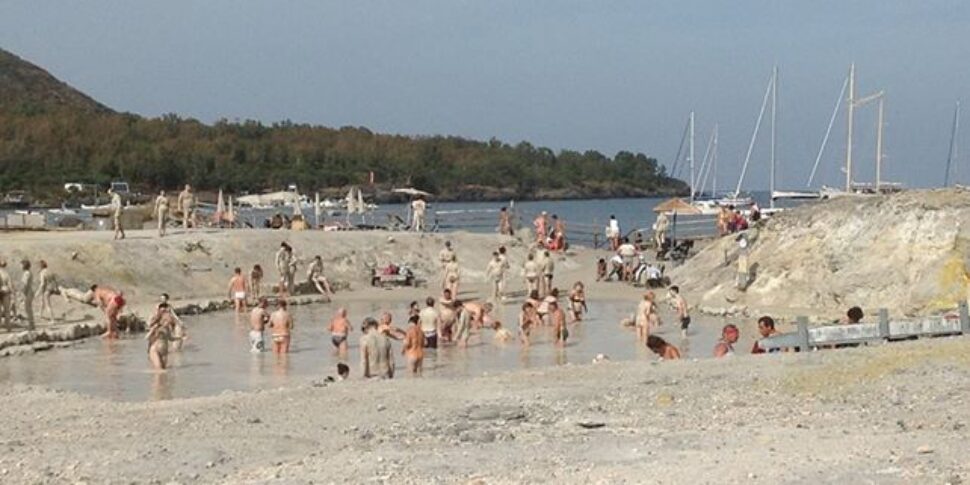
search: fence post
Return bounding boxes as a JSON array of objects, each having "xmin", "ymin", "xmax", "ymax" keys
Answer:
[
  {"xmin": 878, "ymin": 308, "xmax": 890, "ymax": 340},
  {"xmin": 797, "ymin": 316, "xmax": 810, "ymax": 351},
  {"xmin": 960, "ymin": 300, "xmax": 970, "ymax": 335}
]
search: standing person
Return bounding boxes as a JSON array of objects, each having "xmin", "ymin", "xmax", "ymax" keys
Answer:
[
  {"xmin": 607, "ymin": 215, "xmax": 621, "ymax": 251},
  {"xmin": 541, "ymin": 250, "xmax": 555, "ymax": 297},
  {"xmin": 177, "ymin": 184, "xmax": 196, "ymax": 230},
  {"xmin": 157, "ymin": 293, "xmax": 186, "ymax": 351},
  {"xmin": 146, "ymin": 303, "xmax": 175, "ymax": 370},
  {"xmin": 453, "ymin": 300, "xmax": 475, "ymax": 348},
  {"xmin": 713, "ymin": 324, "xmax": 739, "ymax": 358},
  {"xmin": 411, "ymin": 197, "xmax": 427, "ymax": 232},
  {"xmin": 654, "ymin": 212, "xmax": 669, "ymax": 248},
  {"xmin": 360, "ymin": 317, "xmax": 394, "ymax": 379},
  {"xmin": 378, "ymin": 311, "xmax": 406, "ymax": 340},
  {"xmin": 550, "ymin": 215, "xmax": 566, "ymax": 251},
  {"xmin": 402, "ymin": 315, "xmax": 426, "ymax": 375},
  {"xmin": 498, "ymin": 207, "xmax": 513, "ymax": 236},
  {"xmin": 269, "ymin": 299, "xmax": 293, "ymax": 354},
  {"xmin": 0, "ymin": 259, "xmax": 11, "ymax": 332},
  {"xmin": 249, "ymin": 264, "xmax": 264, "ymax": 302},
  {"xmin": 227, "ymin": 267, "xmax": 249, "ymax": 314},
  {"xmin": 154, "ymin": 190, "xmax": 169, "ymax": 237},
  {"xmin": 668, "ymin": 286, "xmax": 690, "ymax": 338},
  {"xmin": 249, "ymin": 298, "xmax": 269, "ymax": 353},
  {"xmin": 19, "ymin": 260, "xmax": 35, "ymax": 330},
  {"xmin": 418, "ymin": 297, "xmax": 440, "ymax": 349},
  {"xmin": 485, "ymin": 252, "xmax": 504, "ymax": 305},
  {"xmin": 275, "ymin": 242, "xmax": 296, "ymax": 295},
  {"xmin": 568, "ymin": 282, "xmax": 587, "ymax": 322},
  {"xmin": 751, "ymin": 316, "xmax": 779, "ymax": 354},
  {"xmin": 328, "ymin": 307, "xmax": 351, "ymax": 358},
  {"xmin": 443, "ymin": 255, "xmax": 460, "ymax": 298},
  {"xmin": 646, "ymin": 335, "xmax": 682, "ymax": 360},
  {"xmin": 617, "ymin": 238, "xmax": 638, "ymax": 281},
  {"xmin": 533, "ymin": 212, "xmax": 548, "ymax": 245},
  {"xmin": 37, "ymin": 260, "xmax": 59, "ymax": 323},
  {"xmin": 523, "ymin": 252, "xmax": 539, "ymax": 296},
  {"xmin": 438, "ymin": 241, "xmax": 455, "ymax": 289},
  {"xmin": 109, "ymin": 188, "xmax": 125, "ymax": 240},
  {"xmin": 518, "ymin": 302, "xmax": 540, "ymax": 346},
  {"xmin": 497, "ymin": 246, "xmax": 511, "ymax": 299},
  {"xmin": 307, "ymin": 255, "xmax": 335, "ymax": 301},
  {"xmin": 635, "ymin": 292, "xmax": 654, "ymax": 345},
  {"xmin": 550, "ymin": 301, "xmax": 568, "ymax": 346}
]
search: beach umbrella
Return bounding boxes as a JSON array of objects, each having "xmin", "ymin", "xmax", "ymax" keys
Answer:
[
  {"xmin": 358, "ymin": 186, "xmax": 367, "ymax": 224},
  {"xmin": 314, "ymin": 192, "xmax": 321, "ymax": 228},
  {"xmin": 227, "ymin": 195, "xmax": 235, "ymax": 228},
  {"xmin": 215, "ymin": 189, "xmax": 226, "ymax": 223},
  {"xmin": 652, "ymin": 197, "xmax": 701, "ymax": 215}
]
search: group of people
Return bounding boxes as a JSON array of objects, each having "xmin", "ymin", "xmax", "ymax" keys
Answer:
[
  {"xmin": 0, "ymin": 258, "xmax": 62, "ymax": 332},
  {"xmin": 532, "ymin": 212, "xmax": 567, "ymax": 251},
  {"xmin": 716, "ymin": 204, "xmax": 759, "ymax": 236}
]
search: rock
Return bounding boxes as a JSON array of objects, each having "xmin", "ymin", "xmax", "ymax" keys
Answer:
[
  {"xmin": 917, "ymin": 445, "xmax": 934, "ymax": 455},
  {"xmin": 459, "ymin": 430, "xmax": 496, "ymax": 444}
]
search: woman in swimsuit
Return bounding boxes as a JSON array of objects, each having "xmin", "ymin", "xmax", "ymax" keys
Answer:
[
  {"xmin": 568, "ymin": 281, "xmax": 587, "ymax": 322},
  {"xmin": 646, "ymin": 335, "xmax": 681, "ymax": 360},
  {"xmin": 146, "ymin": 304, "xmax": 175, "ymax": 370}
]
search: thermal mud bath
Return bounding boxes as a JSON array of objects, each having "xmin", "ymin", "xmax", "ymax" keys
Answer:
[{"xmin": 1, "ymin": 193, "xmax": 970, "ymax": 483}]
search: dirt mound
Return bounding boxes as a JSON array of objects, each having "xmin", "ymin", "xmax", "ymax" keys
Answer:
[{"xmin": 669, "ymin": 189, "xmax": 970, "ymax": 319}]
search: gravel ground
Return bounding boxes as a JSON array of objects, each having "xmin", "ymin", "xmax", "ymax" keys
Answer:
[{"xmin": 1, "ymin": 337, "xmax": 968, "ymax": 484}]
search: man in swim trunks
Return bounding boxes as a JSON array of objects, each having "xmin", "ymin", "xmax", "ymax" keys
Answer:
[
  {"xmin": 177, "ymin": 184, "xmax": 196, "ymax": 230},
  {"xmin": 227, "ymin": 267, "xmax": 249, "ymax": 314},
  {"xmin": 328, "ymin": 307, "xmax": 351, "ymax": 358},
  {"xmin": 92, "ymin": 285, "xmax": 124, "ymax": 338},
  {"xmin": 498, "ymin": 207, "xmax": 513, "ymax": 236},
  {"xmin": 751, "ymin": 315, "xmax": 779, "ymax": 354},
  {"xmin": 411, "ymin": 197, "xmax": 427, "ymax": 232},
  {"xmin": 249, "ymin": 298, "xmax": 269, "ymax": 353},
  {"xmin": 714, "ymin": 324, "xmax": 739, "ymax": 358},
  {"xmin": 269, "ymin": 299, "xmax": 293, "ymax": 354},
  {"xmin": 418, "ymin": 297, "xmax": 440, "ymax": 348},
  {"xmin": 668, "ymin": 285, "xmax": 690, "ymax": 338},
  {"xmin": 360, "ymin": 317, "xmax": 394, "ymax": 378}
]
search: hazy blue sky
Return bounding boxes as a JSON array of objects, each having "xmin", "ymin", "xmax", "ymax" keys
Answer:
[{"xmin": 1, "ymin": 1, "xmax": 968, "ymax": 188}]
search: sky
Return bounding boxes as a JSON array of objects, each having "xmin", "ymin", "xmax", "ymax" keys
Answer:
[{"xmin": 1, "ymin": 0, "xmax": 968, "ymax": 189}]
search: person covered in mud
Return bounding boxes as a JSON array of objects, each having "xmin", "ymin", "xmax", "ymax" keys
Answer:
[
  {"xmin": 177, "ymin": 184, "xmax": 196, "ymax": 229},
  {"xmin": 492, "ymin": 320, "xmax": 513, "ymax": 344},
  {"xmin": 37, "ymin": 260, "xmax": 60, "ymax": 323},
  {"xmin": 249, "ymin": 264, "xmax": 264, "ymax": 303},
  {"xmin": 713, "ymin": 324, "xmax": 740, "ymax": 358},
  {"xmin": 498, "ymin": 207, "xmax": 514, "ymax": 236},
  {"xmin": 518, "ymin": 302, "xmax": 541, "ymax": 346},
  {"xmin": 595, "ymin": 258, "xmax": 608, "ymax": 282},
  {"xmin": 550, "ymin": 301, "xmax": 568, "ymax": 346},
  {"xmin": 541, "ymin": 250, "xmax": 555, "ymax": 297},
  {"xmin": 275, "ymin": 242, "xmax": 297, "ymax": 295},
  {"xmin": 485, "ymin": 251, "xmax": 504, "ymax": 305},
  {"xmin": 523, "ymin": 252, "xmax": 540, "ymax": 296},
  {"xmin": 751, "ymin": 315, "xmax": 779, "ymax": 354},
  {"xmin": 19, "ymin": 260, "xmax": 35, "ymax": 330},
  {"xmin": 156, "ymin": 294, "xmax": 186, "ymax": 351},
  {"xmin": 0, "ymin": 259, "xmax": 12, "ymax": 332},
  {"xmin": 452, "ymin": 300, "xmax": 472, "ymax": 348},
  {"xmin": 227, "ymin": 267, "xmax": 249, "ymax": 314},
  {"xmin": 249, "ymin": 297, "xmax": 269, "ymax": 353},
  {"xmin": 443, "ymin": 254, "xmax": 460, "ymax": 299},
  {"xmin": 154, "ymin": 190, "xmax": 169, "ymax": 237},
  {"xmin": 402, "ymin": 314, "xmax": 426, "ymax": 376},
  {"xmin": 378, "ymin": 311, "xmax": 406, "ymax": 340},
  {"xmin": 109, "ymin": 188, "xmax": 125, "ymax": 241},
  {"xmin": 146, "ymin": 303, "xmax": 176, "ymax": 370},
  {"xmin": 497, "ymin": 246, "xmax": 511, "ymax": 299},
  {"xmin": 328, "ymin": 307, "xmax": 351, "ymax": 358},
  {"xmin": 438, "ymin": 289, "xmax": 457, "ymax": 340},
  {"xmin": 269, "ymin": 299, "xmax": 293, "ymax": 354},
  {"xmin": 646, "ymin": 335, "xmax": 681, "ymax": 360},
  {"xmin": 360, "ymin": 317, "xmax": 393, "ymax": 379},
  {"xmin": 438, "ymin": 241, "xmax": 455, "ymax": 289}
]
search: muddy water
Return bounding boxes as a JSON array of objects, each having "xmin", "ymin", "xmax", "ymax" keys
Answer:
[{"xmin": 0, "ymin": 299, "xmax": 725, "ymax": 401}]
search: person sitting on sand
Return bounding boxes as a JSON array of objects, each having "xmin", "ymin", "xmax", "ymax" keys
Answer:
[
  {"xmin": 227, "ymin": 267, "xmax": 249, "ymax": 314},
  {"xmin": 568, "ymin": 282, "xmax": 587, "ymax": 322},
  {"xmin": 146, "ymin": 303, "xmax": 176, "ymax": 370},
  {"xmin": 751, "ymin": 316, "xmax": 779, "ymax": 354},
  {"xmin": 596, "ymin": 258, "xmax": 607, "ymax": 282},
  {"xmin": 713, "ymin": 324, "xmax": 739, "ymax": 358},
  {"xmin": 336, "ymin": 362, "xmax": 350, "ymax": 381},
  {"xmin": 646, "ymin": 334, "xmax": 681, "ymax": 360},
  {"xmin": 550, "ymin": 301, "xmax": 568, "ymax": 346},
  {"xmin": 249, "ymin": 298, "xmax": 269, "ymax": 353},
  {"xmin": 402, "ymin": 315, "xmax": 426, "ymax": 375},
  {"xmin": 360, "ymin": 317, "xmax": 393, "ymax": 379},
  {"xmin": 307, "ymin": 255, "xmax": 335, "ymax": 301},
  {"xmin": 269, "ymin": 299, "xmax": 293, "ymax": 354},
  {"xmin": 328, "ymin": 307, "xmax": 351, "ymax": 358}
]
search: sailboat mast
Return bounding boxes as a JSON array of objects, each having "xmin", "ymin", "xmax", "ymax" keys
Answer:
[
  {"xmin": 845, "ymin": 63, "xmax": 856, "ymax": 192},
  {"xmin": 875, "ymin": 96, "xmax": 884, "ymax": 192},
  {"xmin": 689, "ymin": 111, "xmax": 696, "ymax": 203},
  {"xmin": 712, "ymin": 124, "xmax": 719, "ymax": 197},
  {"xmin": 945, "ymin": 101, "xmax": 961, "ymax": 187},
  {"xmin": 770, "ymin": 66, "xmax": 778, "ymax": 208}
]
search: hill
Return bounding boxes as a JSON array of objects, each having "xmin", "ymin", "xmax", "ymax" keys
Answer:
[
  {"xmin": 0, "ymin": 48, "xmax": 111, "ymax": 115},
  {"xmin": 0, "ymin": 47, "xmax": 687, "ymax": 202}
]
